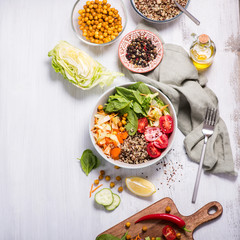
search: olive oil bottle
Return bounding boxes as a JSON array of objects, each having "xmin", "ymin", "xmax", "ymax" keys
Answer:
[{"xmin": 190, "ymin": 34, "xmax": 216, "ymax": 71}]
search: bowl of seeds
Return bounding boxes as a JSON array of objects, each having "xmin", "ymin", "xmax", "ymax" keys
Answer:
[
  {"xmin": 118, "ymin": 29, "xmax": 164, "ymax": 73},
  {"xmin": 89, "ymin": 82, "xmax": 177, "ymax": 169},
  {"xmin": 130, "ymin": 0, "xmax": 190, "ymax": 23}
]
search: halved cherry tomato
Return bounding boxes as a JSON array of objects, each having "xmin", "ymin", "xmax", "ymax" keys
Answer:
[
  {"xmin": 162, "ymin": 225, "xmax": 177, "ymax": 240},
  {"xmin": 153, "ymin": 134, "xmax": 168, "ymax": 149},
  {"xmin": 159, "ymin": 115, "xmax": 174, "ymax": 134},
  {"xmin": 137, "ymin": 117, "xmax": 148, "ymax": 133},
  {"xmin": 144, "ymin": 127, "xmax": 162, "ymax": 142},
  {"xmin": 147, "ymin": 142, "xmax": 161, "ymax": 158}
]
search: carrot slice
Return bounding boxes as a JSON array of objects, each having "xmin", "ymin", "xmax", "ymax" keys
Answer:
[
  {"xmin": 89, "ymin": 184, "xmax": 94, "ymax": 198},
  {"xmin": 91, "ymin": 184, "xmax": 103, "ymax": 194},
  {"xmin": 121, "ymin": 131, "xmax": 128, "ymax": 139},
  {"xmin": 110, "ymin": 147, "xmax": 121, "ymax": 160},
  {"xmin": 117, "ymin": 134, "xmax": 123, "ymax": 144}
]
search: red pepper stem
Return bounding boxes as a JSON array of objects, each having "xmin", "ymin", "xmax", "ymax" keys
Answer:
[{"xmin": 182, "ymin": 226, "xmax": 191, "ymax": 232}]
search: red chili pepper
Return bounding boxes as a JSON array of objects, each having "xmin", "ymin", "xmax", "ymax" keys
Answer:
[{"xmin": 135, "ymin": 214, "xmax": 191, "ymax": 232}]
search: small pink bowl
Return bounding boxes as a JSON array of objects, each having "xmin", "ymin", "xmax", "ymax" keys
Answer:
[{"xmin": 118, "ymin": 29, "xmax": 164, "ymax": 73}]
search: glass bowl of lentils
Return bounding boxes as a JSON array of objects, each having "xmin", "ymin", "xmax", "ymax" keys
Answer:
[
  {"xmin": 89, "ymin": 82, "xmax": 177, "ymax": 169},
  {"xmin": 118, "ymin": 29, "xmax": 164, "ymax": 73},
  {"xmin": 130, "ymin": 0, "xmax": 190, "ymax": 23}
]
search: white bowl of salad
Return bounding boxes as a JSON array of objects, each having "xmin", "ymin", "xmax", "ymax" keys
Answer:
[{"xmin": 89, "ymin": 82, "xmax": 177, "ymax": 169}]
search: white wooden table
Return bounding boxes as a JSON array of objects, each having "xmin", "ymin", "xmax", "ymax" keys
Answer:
[{"xmin": 0, "ymin": 0, "xmax": 239, "ymax": 239}]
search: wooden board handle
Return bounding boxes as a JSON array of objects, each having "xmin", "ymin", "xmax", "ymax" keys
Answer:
[{"xmin": 186, "ymin": 201, "xmax": 223, "ymax": 231}]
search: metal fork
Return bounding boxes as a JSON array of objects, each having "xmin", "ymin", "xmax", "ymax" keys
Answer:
[{"xmin": 192, "ymin": 108, "xmax": 217, "ymax": 203}]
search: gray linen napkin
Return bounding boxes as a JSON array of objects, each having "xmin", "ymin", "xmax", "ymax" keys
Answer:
[{"xmin": 126, "ymin": 23, "xmax": 236, "ymax": 175}]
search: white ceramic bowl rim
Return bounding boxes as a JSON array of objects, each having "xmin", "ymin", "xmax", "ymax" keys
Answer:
[{"xmin": 89, "ymin": 82, "xmax": 178, "ymax": 169}]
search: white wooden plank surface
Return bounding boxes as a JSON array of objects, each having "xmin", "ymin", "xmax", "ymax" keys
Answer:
[{"xmin": 0, "ymin": 0, "xmax": 239, "ymax": 239}]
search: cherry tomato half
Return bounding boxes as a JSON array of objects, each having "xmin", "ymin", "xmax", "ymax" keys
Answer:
[
  {"xmin": 162, "ymin": 225, "xmax": 177, "ymax": 240},
  {"xmin": 153, "ymin": 134, "xmax": 168, "ymax": 149},
  {"xmin": 147, "ymin": 142, "xmax": 161, "ymax": 158},
  {"xmin": 144, "ymin": 127, "xmax": 162, "ymax": 142},
  {"xmin": 137, "ymin": 117, "xmax": 148, "ymax": 133},
  {"xmin": 159, "ymin": 115, "xmax": 174, "ymax": 134}
]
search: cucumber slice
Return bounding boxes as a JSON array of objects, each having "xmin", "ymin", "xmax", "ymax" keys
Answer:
[
  {"xmin": 105, "ymin": 193, "xmax": 121, "ymax": 211},
  {"xmin": 95, "ymin": 188, "xmax": 113, "ymax": 206}
]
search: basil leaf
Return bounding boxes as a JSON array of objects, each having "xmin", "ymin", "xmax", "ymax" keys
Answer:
[{"xmin": 78, "ymin": 149, "xmax": 99, "ymax": 176}]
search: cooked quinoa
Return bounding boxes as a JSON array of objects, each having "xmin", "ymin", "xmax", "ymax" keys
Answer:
[{"xmin": 119, "ymin": 133, "xmax": 150, "ymax": 164}]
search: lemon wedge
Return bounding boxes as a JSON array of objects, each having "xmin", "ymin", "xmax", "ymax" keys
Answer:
[{"xmin": 125, "ymin": 177, "xmax": 156, "ymax": 197}]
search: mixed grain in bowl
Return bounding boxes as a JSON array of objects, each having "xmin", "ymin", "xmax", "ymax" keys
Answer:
[
  {"xmin": 89, "ymin": 82, "xmax": 177, "ymax": 169},
  {"xmin": 131, "ymin": 0, "xmax": 189, "ymax": 23}
]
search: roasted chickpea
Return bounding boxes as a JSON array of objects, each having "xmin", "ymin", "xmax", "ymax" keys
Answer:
[
  {"xmin": 110, "ymin": 182, "xmax": 115, "ymax": 188},
  {"xmin": 105, "ymin": 175, "xmax": 111, "ymax": 181},
  {"xmin": 94, "ymin": 179, "xmax": 99, "ymax": 185},
  {"xmin": 165, "ymin": 206, "xmax": 171, "ymax": 213},
  {"xmin": 125, "ymin": 222, "xmax": 131, "ymax": 228},
  {"xmin": 118, "ymin": 186, "xmax": 123, "ymax": 192},
  {"xmin": 116, "ymin": 176, "xmax": 121, "ymax": 181},
  {"xmin": 142, "ymin": 226, "xmax": 147, "ymax": 232}
]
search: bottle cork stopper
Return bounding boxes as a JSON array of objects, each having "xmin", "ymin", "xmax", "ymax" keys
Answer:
[{"xmin": 199, "ymin": 34, "xmax": 210, "ymax": 44}]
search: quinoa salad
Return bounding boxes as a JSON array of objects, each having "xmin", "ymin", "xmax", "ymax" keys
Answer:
[{"xmin": 92, "ymin": 82, "xmax": 174, "ymax": 164}]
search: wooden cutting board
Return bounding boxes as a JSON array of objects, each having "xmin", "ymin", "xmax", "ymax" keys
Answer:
[{"xmin": 97, "ymin": 197, "xmax": 223, "ymax": 240}]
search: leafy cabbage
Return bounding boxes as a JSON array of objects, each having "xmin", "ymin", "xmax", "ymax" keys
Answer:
[{"xmin": 48, "ymin": 41, "xmax": 123, "ymax": 89}]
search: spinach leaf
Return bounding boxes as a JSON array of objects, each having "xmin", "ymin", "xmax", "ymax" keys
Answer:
[
  {"xmin": 105, "ymin": 96, "xmax": 131, "ymax": 113},
  {"xmin": 96, "ymin": 234, "xmax": 120, "ymax": 240},
  {"xmin": 78, "ymin": 149, "xmax": 100, "ymax": 176},
  {"xmin": 127, "ymin": 82, "xmax": 151, "ymax": 94},
  {"xmin": 96, "ymin": 232, "xmax": 128, "ymax": 240},
  {"xmin": 116, "ymin": 87, "xmax": 144, "ymax": 105},
  {"xmin": 133, "ymin": 102, "xmax": 147, "ymax": 116},
  {"xmin": 125, "ymin": 109, "xmax": 138, "ymax": 136}
]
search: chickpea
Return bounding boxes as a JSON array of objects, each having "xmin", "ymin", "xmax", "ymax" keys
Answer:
[
  {"xmin": 125, "ymin": 222, "xmax": 131, "ymax": 228},
  {"xmin": 142, "ymin": 226, "xmax": 147, "ymax": 232},
  {"xmin": 110, "ymin": 182, "xmax": 115, "ymax": 188},
  {"xmin": 165, "ymin": 206, "xmax": 171, "ymax": 213},
  {"xmin": 118, "ymin": 186, "xmax": 123, "ymax": 192},
  {"xmin": 120, "ymin": 127, "xmax": 125, "ymax": 132},
  {"xmin": 105, "ymin": 175, "xmax": 111, "ymax": 181},
  {"xmin": 114, "ymin": 165, "xmax": 120, "ymax": 169},
  {"xmin": 126, "ymin": 234, "xmax": 131, "ymax": 240},
  {"xmin": 121, "ymin": 119, "xmax": 127, "ymax": 125},
  {"xmin": 123, "ymin": 113, "xmax": 128, "ymax": 117},
  {"xmin": 94, "ymin": 179, "xmax": 99, "ymax": 185},
  {"xmin": 100, "ymin": 170, "xmax": 105, "ymax": 175},
  {"xmin": 98, "ymin": 175, "xmax": 104, "ymax": 180},
  {"xmin": 97, "ymin": 105, "xmax": 103, "ymax": 110},
  {"xmin": 176, "ymin": 233, "xmax": 181, "ymax": 239},
  {"xmin": 116, "ymin": 176, "xmax": 121, "ymax": 181}
]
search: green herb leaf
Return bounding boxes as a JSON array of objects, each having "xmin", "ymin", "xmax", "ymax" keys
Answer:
[
  {"xmin": 78, "ymin": 149, "xmax": 100, "ymax": 176},
  {"xmin": 105, "ymin": 95, "xmax": 131, "ymax": 113},
  {"xmin": 133, "ymin": 102, "xmax": 147, "ymax": 116},
  {"xmin": 128, "ymin": 82, "xmax": 151, "ymax": 94},
  {"xmin": 125, "ymin": 109, "xmax": 138, "ymax": 136},
  {"xmin": 96, "ymin": 234, "xmax": 121, "ymax": 240}
]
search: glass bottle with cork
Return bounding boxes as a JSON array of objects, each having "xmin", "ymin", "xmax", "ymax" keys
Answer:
[{"xmin": 190, "ymin": 34, "xmax": 216, "ymax": 71}]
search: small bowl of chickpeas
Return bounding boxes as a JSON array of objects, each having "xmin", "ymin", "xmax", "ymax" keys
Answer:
[{"xmin": 71, "ymin": 0, "xmax": 127, "ymax": 46}]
